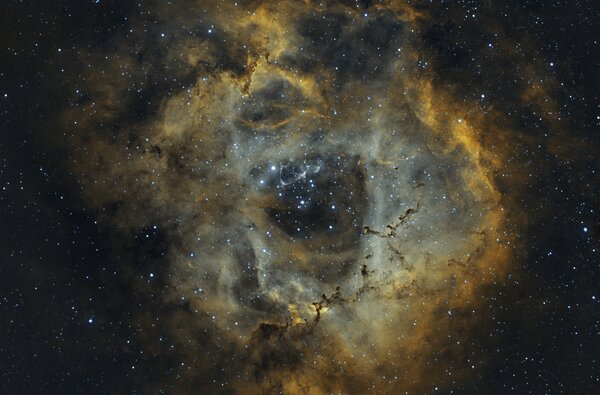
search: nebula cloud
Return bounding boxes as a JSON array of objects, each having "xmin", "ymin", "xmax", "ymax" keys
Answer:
[{"xmin": 55, "ymin": 1, "xmax": 564, "ymax": 393}]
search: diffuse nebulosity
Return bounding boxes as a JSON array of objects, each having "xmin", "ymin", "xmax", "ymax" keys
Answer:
[{"xmin": 58, "ymin": 1, "xmax": 551, "ymax": 393}]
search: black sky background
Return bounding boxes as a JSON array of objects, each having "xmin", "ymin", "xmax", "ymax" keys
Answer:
[{"xmin": 1, "ymin": 1, "xmax": 599, "ymax": 393}]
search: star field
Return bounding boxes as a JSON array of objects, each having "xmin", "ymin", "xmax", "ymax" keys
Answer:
[{"xmin": 1, "ymin": 1, "xmax": 599, "ymax": 394}]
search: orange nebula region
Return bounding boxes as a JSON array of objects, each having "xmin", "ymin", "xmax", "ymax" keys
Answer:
[{"xmin": 58, "ymin": 1, "xmax": 549, "ymax": 393}]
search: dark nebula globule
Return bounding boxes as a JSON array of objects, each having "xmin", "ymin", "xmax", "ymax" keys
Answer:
[{"xmin": 1, "ymin": 0, "xmax": 599, "ymax": 394}]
